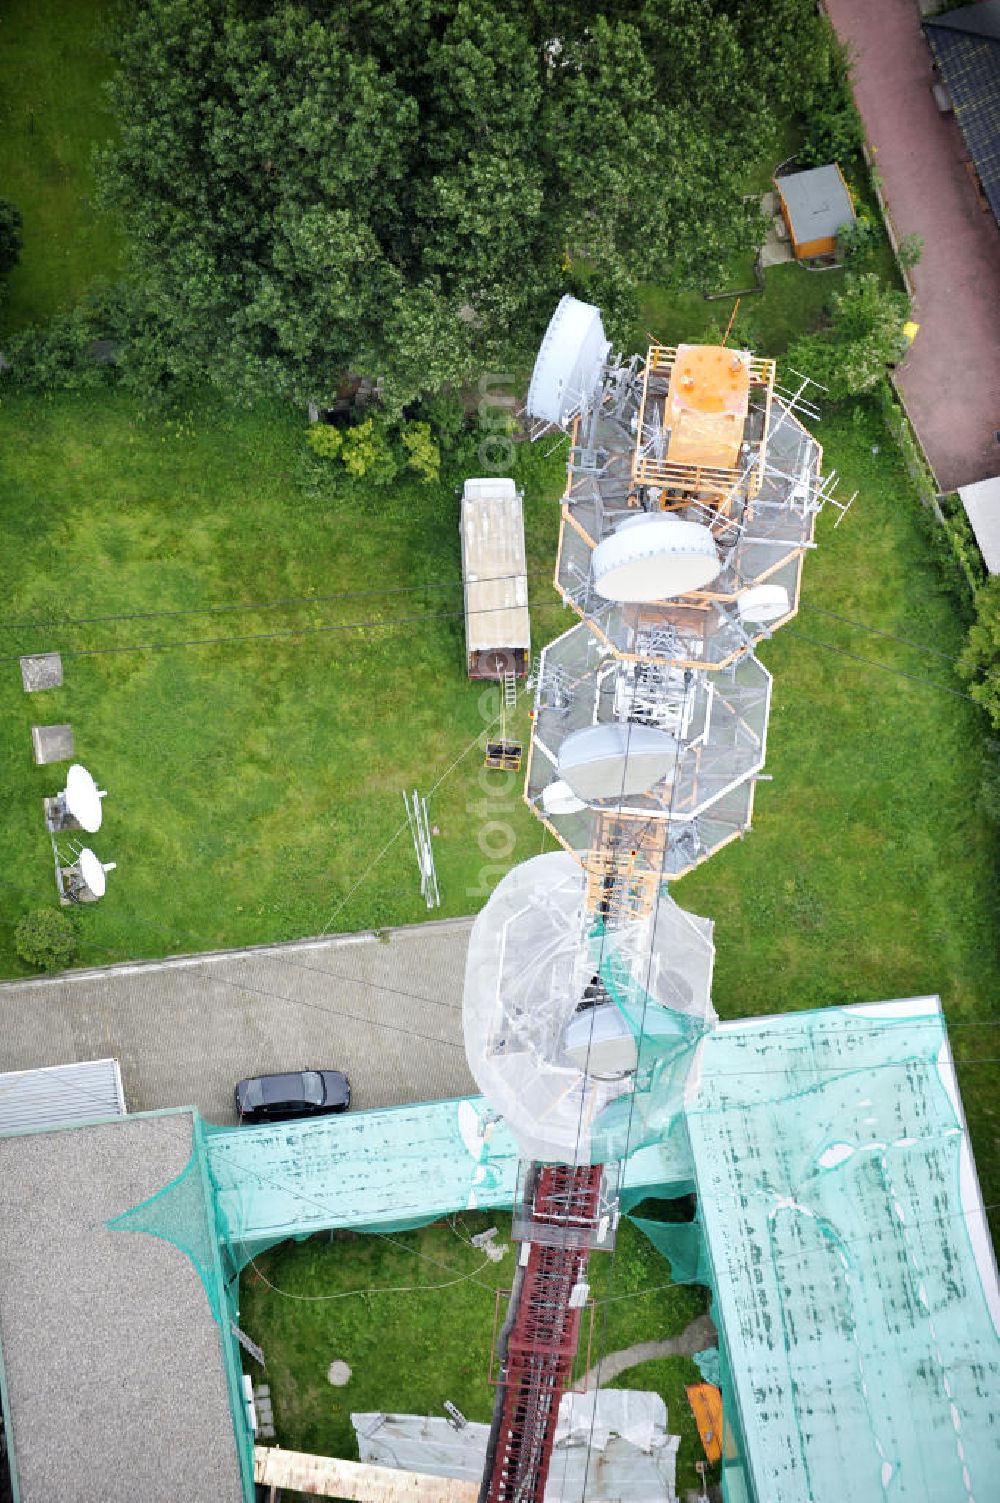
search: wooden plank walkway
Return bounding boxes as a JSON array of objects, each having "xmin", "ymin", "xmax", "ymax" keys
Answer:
[{"xmin": 254, "ymin": 1446, "xmax": 478, "ymax": 1501}]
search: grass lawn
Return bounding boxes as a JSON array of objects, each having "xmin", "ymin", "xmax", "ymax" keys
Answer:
[
  {"xmin": 0, "ymin": 0, "xmax": 122, "ymax": 333},
  {"xmin": 0, "ymin": 388, "xmax": 566, "ymax": 971},
  {"xmin": 1, "ymin": 386, "xmax": 997, "ymax": 1199},
  {"xmin": 237, "ymin": 1212, "xmax": 711, "ymax": 1494}
]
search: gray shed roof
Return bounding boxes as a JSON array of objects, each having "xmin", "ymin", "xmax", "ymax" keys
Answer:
[
  {"xmin": 958, "ymin": 475, "xmax": 1000, "ymax": 573},
  {"xmin": 776, "ymin": 164, "xmax": 855, "ymax": 244},
  {"xmin": 461, "ymin": 478, "xmax": 530, "ymax": 655},
  {"xmin": 0, "ymin": 1057, "xmax": 125, "ymax": 1132},
  {"xmin": 0, "ymin": 1110, "xmax": 245, "ymax": 1503}
]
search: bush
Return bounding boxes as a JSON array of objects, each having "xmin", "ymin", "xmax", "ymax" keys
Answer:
[
  {"xmin": 897, "ymin": 232, "xmax": 924, "ymax": 270},
  {"xmin": 15, "ymin": 908, "xmax": 78, "ymax": 972},
  {"xmin": 0, "ymin": 197, "xmax": 22, "ymax": 279},
  {"xmin": 340, "ymin": 417, "xmax": 398, "ymax": 486},
  {"xmin": 2, "ymin": 287, "xmax": 126, "ymax": 392},
  {"xmin": 797, "ymin": 41, "xmax": 864, "ymax": 168},
  {"xmin": 415, "ymin": 392, "xmax": 467, "ymax": 449},
  {"xmin": 837, "ymin": 213, "xmax": 878, "ymax": 260},
  {"xmin": 959, "ymin": 576, "xmax": 1000, "ymax": 731},
  {"xmin": 306, "ymin": 423, "xmax": 343, "ymax": 460},
  {"xmin": 401, "ymin": 421, "xmax": 441, "ymax": 484}
]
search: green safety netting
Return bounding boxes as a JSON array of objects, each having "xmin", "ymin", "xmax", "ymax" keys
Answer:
[
  {"xmin": 686, "ymin": 998, "xmax": 1000, "ymax": 1503},
  {"xmin": 105, "ymin": 998, "xmax": 999, "ymax": 1503},
  {"xmin": 106, "ymin": 1114, "xmax": 256, "ymax": 1501}
]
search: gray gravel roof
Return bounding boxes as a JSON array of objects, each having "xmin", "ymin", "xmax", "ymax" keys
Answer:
[{"xmin": 0, "ymin": 1111, "xmax": 244, "ymax": 1503}]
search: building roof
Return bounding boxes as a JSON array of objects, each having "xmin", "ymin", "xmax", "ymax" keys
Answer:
[
  {"xmin": 776, "ymin": 164, "xmax": 855, "ymax": 246},
  {"xmin": 0, "ymin": 1057, "xmax": 124, "ymax": 1132},
  {"xmin": 686, "ymin": 997, "xmax": 1000, "ymax": 1503},
  {"xmin": 0, "ymin": 1110, "xmax": 245, "ymax": 1503},
  {"xmin": 925, "ymin": 3, "xmax": 1000, "ymax": 222},
  {"xmin": 460, "ymin": 478, "xmax": 530, "ymax": 656},
  {"xmin": 958, "ymin": 475, "xmax": 1000, "ymax": 573}
]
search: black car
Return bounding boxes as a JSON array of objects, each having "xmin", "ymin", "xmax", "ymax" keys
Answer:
[{"xmin": 234, "ymin": 1069, "xmax": 351, "ymax": 1124}]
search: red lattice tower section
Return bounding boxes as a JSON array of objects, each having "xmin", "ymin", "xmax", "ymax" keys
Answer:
[{"xmin": 481, "ymin": 1162, "xmax": 605, "ymax": 1503}]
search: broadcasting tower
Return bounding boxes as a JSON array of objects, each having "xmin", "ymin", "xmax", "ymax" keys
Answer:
[{"xmin": 462, "ymin": 297, "xmax": 830, "ymax": 1502}]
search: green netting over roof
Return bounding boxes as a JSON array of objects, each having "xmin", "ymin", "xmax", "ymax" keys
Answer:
[
  {"xmin": 106, "ymin": 997, "xmax": 998, "ymax": 1503},
  {"xmin": 686, "ymin": 997, "xmax": 1000, "ymax": 1503},
  {"xmin": 202, "ymin": 1094, "xmax": 694, "ymax": 1269}
]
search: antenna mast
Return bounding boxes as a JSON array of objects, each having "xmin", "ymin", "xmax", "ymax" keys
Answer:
[{"xmin": 463, "ymin": 297, "xmax": 840, "ymax": 1502}]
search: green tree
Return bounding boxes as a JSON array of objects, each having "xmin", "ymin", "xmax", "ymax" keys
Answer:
[
  {"xmin": 97, "ymin": 0, "xmax": 834, "ymax": 404},
  {"xmin": 787, "ymin": 273, "xmax": 909, "ymax": 400}
]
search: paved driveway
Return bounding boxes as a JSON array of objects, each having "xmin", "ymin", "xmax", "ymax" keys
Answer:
[
  {"xmin": 824, "ymin": 0, "xmax": 1000, "ymax": 490},
  {"xmin": 0, "ymin": 919, "xmax": 476, "ymax": 1124}
]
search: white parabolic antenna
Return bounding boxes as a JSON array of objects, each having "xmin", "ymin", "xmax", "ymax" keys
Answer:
[
  {"xmin": 592, "ymin": 513, "xmax": 721, "ymax": 602},
  {"xmin": 64, "ymin": 764, "xmax": 107, "ymax": 834},
  {"xmin": 526, "ymin": 295, "xmax": 611, "ymax": 428},
  {"xmin": 557, "ymin": 723, "xmax": 680, "ymax": 803},
  {"xmin": 78, "ymin": 848, "xmax": 116, "ymax": 899},
  {"xmin": 738, "ymin": 583, "xmax": 791, "ymax": 625}
]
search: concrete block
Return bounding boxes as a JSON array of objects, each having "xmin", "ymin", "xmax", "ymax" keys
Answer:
[
  {"xmin": 20, "ymin": 654, "xmax": 63, "ymax": 692},
  {"xmin": 32, "ymin": 724, "xmax": 74, "ymax": 765}
]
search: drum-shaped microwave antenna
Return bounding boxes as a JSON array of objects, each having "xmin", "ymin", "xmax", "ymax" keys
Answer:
[
  {"xmin": 737, "ymin": 583, "xmax": 791, "ymax": 625},
  {"xmin": 526, "ymin": 295, "xmax": 611, "ymax": 429},
  {"xmin": 591, "ymin": 514, "xmax": 720, "ymax": 602},
  {"xmin": 557, "ymin": 723, "xmax": 680, "ymax": 803}
]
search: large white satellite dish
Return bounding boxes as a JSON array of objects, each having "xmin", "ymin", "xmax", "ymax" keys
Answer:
[
  {"xmin": 77, "ymin": 848, "xmax": 116, "ymax": 900},
  {"xmin": 738, "ymin": 583, "xmax": 791, "ymax": 625},
  {"xmin": 541, "ymin": 779, "xmax": 588, "ymax": 816},
  {"xmin": 526, "ymin": 296, "xmax": 610, "ymax": 429},
  {"xmin": 557, "ymin": 723, "xmax": 680, "ymax": 803},
  {"xmin": 63, "ymin": 764, "xmax": 107, "ymax": 834},
  {"xmin": 591, "ymin": 514, "xmax": 721, "ymax": 602}
]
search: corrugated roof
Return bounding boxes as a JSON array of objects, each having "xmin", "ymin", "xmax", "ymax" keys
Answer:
[
  {"xmin": 958, "ymin": 475, "xmax": 1000, "ymax": 573},
  {"xmin": 461, "ymin": 478, "xmax": 530, "ymax": 656},
  {"xmin": 0, "ymin": 1057, "xmax": 125, "ymax": 1132}
]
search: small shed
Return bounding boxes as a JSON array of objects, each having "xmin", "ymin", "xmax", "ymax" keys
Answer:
[
  {"xmin": 460, "ymin": 478, "xmax": 530, "ymax": 679},
  {"xmin": 775, "ymin": 164, "xmax": 855, "ymax": 259},
  {"xmin": 958, "ymin": 475, "xmax": 1000, "ymax": 574}
]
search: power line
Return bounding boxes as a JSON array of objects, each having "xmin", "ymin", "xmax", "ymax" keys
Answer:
[
  {"xmin": 0, "ymin": 577, "xmax": 973, "ymax": 679},
  {"xmin": 784, "ymin": 628, "xmax": 975, "ymax": 704},
  {"xmin": 799, "ymin": 601, "xmax": 963, "ymax": 665}
]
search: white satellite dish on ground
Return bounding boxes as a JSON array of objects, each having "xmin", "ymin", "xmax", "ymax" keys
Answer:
[
  {"xmin": 557, "ymin": 723, "xmax": 680, "ymax": 803},
  {"xmin": 63, "ymin": 764, "xmax": 107, "ymax": 833},
  {"xmin": 738, "ymin": 583, "xmax": 791, "ymax": 625},
  {"xmin": 526, "ymin": 296, "xmax": 611, "ymax": 428},
  {"xmin": 541, "ymin": 779, "xmax": 588, "ymax": 816},
  {"xmin": 77, "ymin": 848, "xmax": 116, "ymax": 900},
  {"xmin": 591, "ymin": 514, "xmax": 721, "ymax": 602}
]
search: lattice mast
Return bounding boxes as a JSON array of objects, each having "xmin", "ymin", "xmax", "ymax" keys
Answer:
[{"xmin": 465, "ymin": 297, "xmax": 833, "ymax": 1503}]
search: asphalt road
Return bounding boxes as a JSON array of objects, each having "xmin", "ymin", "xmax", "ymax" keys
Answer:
[{"xmin": 0, "ymin": 919, "xmax": 477, "ymax": 1123}]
